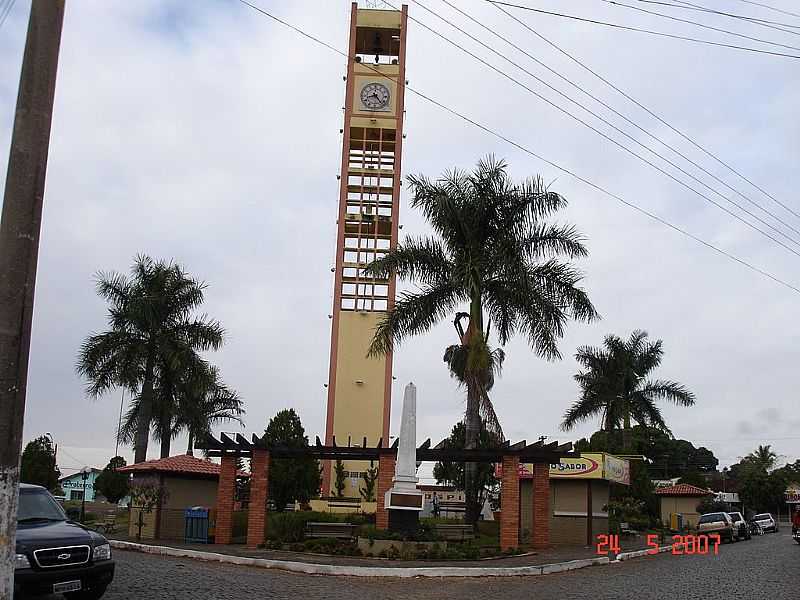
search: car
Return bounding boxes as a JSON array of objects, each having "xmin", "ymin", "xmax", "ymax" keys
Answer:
[
  {"xmin": 697, "ymin": 512, "xmax": 739, "ymax": 543},
  {"xmin": 752, "ymin": 513, "xmax": 779, "ymax": 533},
  {"xmin": 727, "ymin": 512, "xmax": 751, "ymax": 540},
  {"xmin": 14, "ymin": 483, "xmax": 115, "ymax": 599}
]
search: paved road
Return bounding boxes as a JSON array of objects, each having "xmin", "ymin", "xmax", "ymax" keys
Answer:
[{"xmin": 59, "ymin": 532, "xmax": 800, "ymax": 599}]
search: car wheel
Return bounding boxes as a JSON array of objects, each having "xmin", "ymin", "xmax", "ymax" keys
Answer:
[{"xmin": 64, "ymin": 585, "xmax": 108, "ymax": 600}]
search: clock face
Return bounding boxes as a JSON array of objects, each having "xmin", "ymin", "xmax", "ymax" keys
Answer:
[{"xmin": 360, "ymin": 82, "xmax": 390, "ymax": 110}]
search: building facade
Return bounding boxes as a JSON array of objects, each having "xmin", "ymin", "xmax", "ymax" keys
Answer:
[
  {"xmin": 58, "ymin": 469, "xmax": 102, "ymax": 502},
  {"xmin": 323, "ymin": 3, "xmax": 409, "ymax": 497}
]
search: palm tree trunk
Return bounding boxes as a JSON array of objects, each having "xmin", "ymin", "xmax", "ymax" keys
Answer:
[
  {"xmin": 134, "ymin": 352, "xmax": 156, "ymax": 464},
  {"xmin": 464, "ymin": 378, "xmax": 482, "ymax": 525},
  {"xmin": 622, "ymin": 397, "xmax": 632, "ymax": 452},
  {"xmin": 159, "ymin": 414, "xmax": 171, "ymax": 458},
  {"xmin": 186, "ymin": 430, "xmax": 194, "ymax": 456}
]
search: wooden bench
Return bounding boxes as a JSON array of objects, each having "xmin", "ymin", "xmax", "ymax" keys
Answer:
[
  {"xmin": 93, "ymin": 513, "xmax": 118, "ymax": 535},
  {"xmin": 305, "ymin": 522, "xmax": 358, "ymax": 540},
  {"xmin": 432, "ymin": 524, "xmax": 475, "ymax": 541}
]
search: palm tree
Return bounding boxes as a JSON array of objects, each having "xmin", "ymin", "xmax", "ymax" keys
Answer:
[
  {"xmin": 366, "ymin": 156, "xmax": 598, "ymax": 523},
  {"xmin": 561, "ymin": 330, "xmax": 696, "ymax": 451},
  {"xmin": 748, "ymin": 445, "xmax": 777, "ymax": 472},
  {"xmin": 118, "ymin": 360, "xmax": 243, "ymax": 458},
  {"xmin": 77, "ymin": 255, "xmax": 225, "ymax": 463}
]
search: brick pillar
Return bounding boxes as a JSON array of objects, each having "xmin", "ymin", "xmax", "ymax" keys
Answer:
[
  {"xmin": 376, "ymin": 453, "xmax": 396, "ymax": 530},
  {"xmin": 500, "ymin": 455, "xmax": 520, "ymax": 551},
  {"xmin": 215, "ymin": 455, "xmax": 237, "ymax": 545},
  {"xmin": 532, "ymin": 462, "xmax": 550, "ymax": 549},
  {"xmin": 246, "ymin": 449, "xmax": 270, "ymax": 549}
]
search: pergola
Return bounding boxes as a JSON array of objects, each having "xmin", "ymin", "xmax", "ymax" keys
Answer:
[{"xmin": 197, "ymin": 433, "xmax": 575, "ymax": 550}]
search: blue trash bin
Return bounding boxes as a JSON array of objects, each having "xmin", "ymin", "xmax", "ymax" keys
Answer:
[{"xmin": 184, "ymin": 507, "xmax": 210, "ymax": 543}]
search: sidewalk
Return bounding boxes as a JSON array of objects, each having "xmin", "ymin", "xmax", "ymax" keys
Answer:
[{"xmin": 108, "ymin": 534, "xmax": 669, "ymax": 577}]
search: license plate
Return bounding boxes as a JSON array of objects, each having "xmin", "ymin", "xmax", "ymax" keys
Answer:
[{"xmin": 53, "ymin": 580, "xmax": 81, "ymax": 593}]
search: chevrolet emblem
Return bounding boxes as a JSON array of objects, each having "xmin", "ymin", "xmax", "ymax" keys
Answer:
[{"xmin": 57, "ymin": 553, "xmax": 71, "ymax": 560}]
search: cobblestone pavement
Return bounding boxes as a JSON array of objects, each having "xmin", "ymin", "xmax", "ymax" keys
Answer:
[{"xmin": 52, "ymin": 532, "xmax": 800, "ymax": 599}]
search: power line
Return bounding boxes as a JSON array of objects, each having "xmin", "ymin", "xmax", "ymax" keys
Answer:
[
  {"xmin": 0, "ymin": 0, "xmax": 16, "ymax": 30},
  {"xmin": 433, "ymin": 0, "xmax": 800, "ymax": 245},
  {"xmin": 733, "ymin": 0, "xmax": 800, "ymax": 21},
  {"xmin": 488, "ymin": 1, "xmax": 800, "ymax": 222},
  {"xmin": 234, "ymin": 0, "xmax": 800, "ymax": 297},
  {"xmin": 599, "ymin": 0, "xmax": 800, "ymax": 51},
  {"xmin": 640, "ymin": 0, "xmax": 800, "ymax": 35},
  {"xmin": 486, "ymin": 1, "xmax": 800, "ymax": 59},
  {"xmin": 393, "ymin": 0, "xmax": 800, "ymax": 258}
]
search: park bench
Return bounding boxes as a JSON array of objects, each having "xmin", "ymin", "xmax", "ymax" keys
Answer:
[
  {"xmin": 619, "ymin": 522, "xmax": 637, "ymax": 538},
  {"xmin": 94, "ymin": 512, "xmax": 118, "ymax": 535},
  {"xmin": 305, "ymin": 522, "xmax": 358, "ymax": 540},
  {"xmin": 432, "ymin": 524, "xmax": 475, "ymax": 541}
]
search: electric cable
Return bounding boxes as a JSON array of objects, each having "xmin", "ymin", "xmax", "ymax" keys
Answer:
[
  {"xmin": 598, "ymin": 0, "xmax": 800, "ymax": 51},
  {"xmin": 234, "ymin": 0, "xmax": 800, "ymax": 297},
  {"xmin": 486, "ymin": 1, "xmax": 800, "ymax": 59},
  {"xmin": 636, "ymin": 0, "xmax": 800, "ymax": 35},
  {"xmin": 434, "ymin": 0, "xmax": 800, "ymax": 244},
  {"xmin": 390, "ymin": 0, "xmax": 800, "ymax": 258},
  {"xmin": 488, "ymin": 0, "xmax": 800, "ymax": 221}
]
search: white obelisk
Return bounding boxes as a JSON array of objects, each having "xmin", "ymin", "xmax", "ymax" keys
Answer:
[{"xmin": 385, "ymin": 383, "xmax": 423, "ymax": 529}]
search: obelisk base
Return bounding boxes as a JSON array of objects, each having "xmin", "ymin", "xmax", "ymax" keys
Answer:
[{"xmin": 388, "ymin": 509, "xmax": 420, "ymax": 536}]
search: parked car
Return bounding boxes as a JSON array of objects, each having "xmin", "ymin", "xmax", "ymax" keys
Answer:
[
  {"xmin": 697, "ymin": 512, "xmax": 739, "ymax": 543},
  {"xmin": 727, "ymin": 512, "xmax": 751, "ymax": 540},
  {"xmin": 14, "ymin": 483, "xmax": 115, "ymax": 599},
  {"xmin": 752, "ymin": 513, "xmax": 779, "ymax": 533}
]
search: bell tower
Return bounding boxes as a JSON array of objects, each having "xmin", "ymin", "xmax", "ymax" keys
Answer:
[{"xmin": 323, "ymin": 3, "xmax": 408, "ymax": 496}]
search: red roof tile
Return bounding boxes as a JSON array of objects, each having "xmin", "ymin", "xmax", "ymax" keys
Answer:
[
  {"xmin": 654, "ymin": 483, "xmax": 712, "ymax": 497},
  {"xmin": 118, "ymin": 455, "xmax": 248, "ymax": 478}
]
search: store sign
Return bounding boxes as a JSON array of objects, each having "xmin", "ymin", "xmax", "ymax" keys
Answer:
[
  {"xmin": 602, "ymin": 454, "xmax": 630, "ymax": 485},
  {"xmin": 785, "ymin": 488, "xmax": 800, "ymax": 504},
  {"xmin": 497, "ymin": 453, "xmax": 630, "ymax": 484},
  {"xmin": 550, "ymin": 454, "xmax": 603, "ymax": 479}
]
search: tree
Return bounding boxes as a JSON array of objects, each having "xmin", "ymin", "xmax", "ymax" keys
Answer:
[
  {"xmin": 747, "ymin": 445, "xmax": 778, "ymax": 472},
  {"xmin": 360, "ymin": 461, "xmax": 378, "ymax": 502},
  {"xmin": 366, "ymin": 156, "xmax": 598, "ymax": 522},
  {"xmin": 20, "ymin": 436, "xmax": 60, "ymax": 490},
  {"xmin": 432, "ymin": 421, "xmax": 499, "ymax": 516},
  {"xmin": 333, "ymin": 460, "xmax": 346, "ymax": 499},
  {"xmin": 77, "ymin": 255, "xmax": 225, "ymax": 463},
  {"xmin": 94, "ymin": 456, "xmax": 130, "ymax": 504},
  {"xmin": 562, "ymin": 330, "xmax": 695, "ymax": 451},
  {"xmin": 263, "ymin": 409, "xmax": 321, "ymax": 511},
  {"xmin": 697, "ymin": 497, "xmax": 729, "ymax": 515},
  {"xmin": 677, "ymin": 470, "xmax": 707, "ymax": 488},
  {"xmin": 118, "ymin": 361, "xmax": 243, "ymax": 457}
]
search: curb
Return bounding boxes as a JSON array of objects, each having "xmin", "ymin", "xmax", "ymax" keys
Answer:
[
  {"xmin": 109, "ymin": 540, "xmax": 610, "ymax": 578},
  {"xmin": 615, "ymin": 545, "xmax": 674, "ymax": 561}
]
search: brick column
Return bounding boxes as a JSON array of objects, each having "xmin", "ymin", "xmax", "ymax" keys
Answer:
[
  {"xmin": 500, "ymin": 455, "xmax": 520, "ymax": 551},
  {"xmin": 532, "ymin": 462, "xmax": 550, "ymax": 549},
  {"xmin": 215, "ymin": 455, "xmax": 237, "ymax": 545},
  {"xmin": 246, "ymin": 449, "xmax": 270, "ymax": 549},
  {"xmin": 376, "ymin": 453, "xmax": 396, "ymax": 530}
]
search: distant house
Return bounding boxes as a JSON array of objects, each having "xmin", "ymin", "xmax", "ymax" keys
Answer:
[
  {"xmin": 655, "ymin": 483, "xmax": 713, "ymax": 528},
  {"xmin": 58, "ymin": 469, "xmax": 103, "ymax": 502},
  {"xmin": 118, "ymin": 455, "xmax": 249, "ymax": 541}
]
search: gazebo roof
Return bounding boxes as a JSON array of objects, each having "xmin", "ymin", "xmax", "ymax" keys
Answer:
[
  {"xmin": 118, "ymin": 455, "xmax": 249, "ymax": 478},
  {"xmin": 196, "ymin": 432, "xmax": 575, "ymax": 464}
]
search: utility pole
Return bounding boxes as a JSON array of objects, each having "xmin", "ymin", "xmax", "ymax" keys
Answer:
[{"xmin": 0, "ymin": 2, "xmax": 65, "ymax": 597}]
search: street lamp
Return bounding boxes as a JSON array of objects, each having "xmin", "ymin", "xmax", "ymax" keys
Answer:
[
  {"xmin": 44, "ymin": 432, "xmax": 57, "ymax": 485},
  {"xmin": 79, "ymin": 466, "xmax": 92, "ymax": 522}
]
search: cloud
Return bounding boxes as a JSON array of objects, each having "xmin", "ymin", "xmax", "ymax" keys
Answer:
[{"xmin": 1, "ymin": 0, "xmax": 797, "ymax": 471}]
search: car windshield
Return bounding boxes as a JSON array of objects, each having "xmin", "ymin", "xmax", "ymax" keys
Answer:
[
  {"xmin": 698, "ymin": 513, "xmax": 725, "ymax": 524},
  {"xmin": 17, "ymin": 490, "xmax": 67, "ymax": 522},
  {"xmin": 730, "ymin": 513, "xmax": 742, "ymax": 522},
  {"xmin": 754, "ymin": 514, "xmax": 771, "ymax": 520}
]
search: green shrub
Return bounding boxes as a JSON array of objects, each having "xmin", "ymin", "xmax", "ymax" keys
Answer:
[{"xmin": 268, "ymin": 511, "xmax": 343, "ymax": 543}]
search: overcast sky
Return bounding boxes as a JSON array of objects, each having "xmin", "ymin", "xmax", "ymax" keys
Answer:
[{"xmin": 2, "ymin": 0, "xmax": 798, "ymax": 478}]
